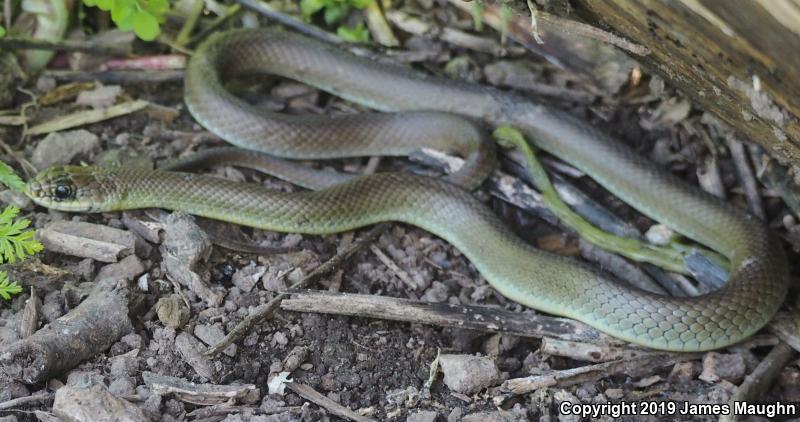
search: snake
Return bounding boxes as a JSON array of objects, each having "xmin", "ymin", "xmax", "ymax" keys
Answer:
[{"xmin": 25, "ymin": 28, "xmax": 788, "ymax": 352}]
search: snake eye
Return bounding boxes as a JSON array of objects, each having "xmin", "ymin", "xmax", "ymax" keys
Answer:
[{"xmin": 53, "ymin": 184, "xmax": 73, "ymax": 201}]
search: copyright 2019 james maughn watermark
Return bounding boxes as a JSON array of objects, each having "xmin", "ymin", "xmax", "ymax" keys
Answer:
[{"xmin": 559, "ymin": 400, "xmax": 797, "ymax": 418}]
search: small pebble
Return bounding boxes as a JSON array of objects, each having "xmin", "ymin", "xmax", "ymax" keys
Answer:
[
  {"xmin": 120, "ymin": 333, "xmax": 143, "ymax": 350},
  {"xmin": 54, "ymin": 384, "xmax": 147, "ymax": 422},
  {"xmin": 699, "ymin": 352, "xmax": 746, "ymax": 383},
  {"xmin": 462, "ymin": 411, "xmax": 517, "ymax": 422},
  {"xmin": 108, "ymin": 377, "xmax": 136, "ymax": 396},
  {"xmin": 669, "ymin": 361, "xmax": 700, "ymax": 382},
  {"xmin": 438, "ymin": 354, "xmax": 500, "ymax": 394},
  {"xmin": 194, "ymin": 324, "xmax": 237, "ymax": 357},
  {"xmin": 31, "ymin": 130, "xmax": 99, "ymax": 170},
  {"xmin": 109, "ymin": 354, "xmax": 139, "ymax": 378},
  {"xmin": 407, "ymin": 410, "xmax": 439, "ymax": 422},
  {"xmin": 231, "ymin": 262, "xmax": 265, "ymax": 292},
  {"xmin": 155, "ymin": 295, "xmax": 190, "ymax": 329}
]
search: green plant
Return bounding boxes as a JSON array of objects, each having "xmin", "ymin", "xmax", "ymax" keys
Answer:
[
  {"xmin": 0, "ymin": 205, "xmax": 41, "ymax": 301},
  {"xmin": 0, "ymin": 272, "xmax": 22, "ymax": 300},
  {"xmin": 0, "ymin": 161, "xmax": 25, "ymax": 192},
  {"xmin": 300, "ymin": 0, "xmax": 371, "ymax": 42},
  {"xmin": 82, "ymin": 0, "xmax": 169, "ymax": 41},
  {"xmin": 337, "ymin": 22, "xmax": 368, "ymax": 43},
  {"xmin": 0, "ymin": 205, "xmax": 43, "ymax": 263},
  {"xmin": 0, "ymin": 25, "xmax": 6, "ymax": 38},
  {"xmin": 0, "ymin": 164, "xmax": 43, "ymax": 301}
]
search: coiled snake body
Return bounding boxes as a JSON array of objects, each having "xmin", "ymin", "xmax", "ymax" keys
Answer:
[{"xmin": 25, "ymin": 29, "xmax": 788, "ymax": 351}]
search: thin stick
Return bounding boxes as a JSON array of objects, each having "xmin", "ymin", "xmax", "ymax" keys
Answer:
[
  {"xmin": 26, "ymin": 100, "xmax": 149, "ymax": 135},
  {"xmin": 0, "ymin": 36, "xmax": 129, "ymax": 56},
  {"xmin": 280, "ymin": 290, "xmax": 616, "ymax": 344},
  {"xmin": 187, "ymin": 4, "xmax": 243, "ymax": 48},
  {"xmin": 503, "ymin": 352, "xmax": 701, "ymax": 395},
  {"xmin": 236, "ymin": 0, "xmax": 341, "ymax": 45},
  {"xmin": 369, "ymin": 245, "xmax": 416, "ymax": 289},
  {"xmin": 3, "ymin": 0, "xmax": 11, "ymax": 31},
  {"xmin": 203, "ymin": 223, "xmax": 389, "ymax": 356},
  {"xmin": 286, "ymin": 382, "xmax": 376, "ymax": 422},
  {"xmin": 0, "ymin": 391, "xmax": 53, "ymax": 411},
  {"xmin": 43, "ymin": 70, "xmax": 184, "ymax": 85},
  {"xmin": 539, "ymin": 337, "xmax": 653, "ymax": 363},
  {"xmin": 175, "ymin": 0, "xmax": 206, "ymax": 47},
  {"xmin": 727, "ymin": 138, "xmax": 766, "ymax": 220}
]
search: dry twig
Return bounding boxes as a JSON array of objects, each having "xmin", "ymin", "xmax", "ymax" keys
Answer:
[
  {"xmin": 26, "ymin": 100, "xmax": 149, "ymax": 136},
  {"xmin": 0, "ymin": 37, "xmax": 130, "ymax": 55},
  {"xmin": 280, "ymin": 290, "xmax": 615, "ymax": 344},
  {"xmin": 286, "ymin": 382, "xmax": 377, "ymax": 422},
  {"xmin": 539, "ymin": 338, "xmax": 652, "ymax": 363},
  {"xmin": 0, "ymin": 391, "xmax": 53, "ymax": 411},
  {"xmin": 727, "ymin": 138, "xmax": 765, "ymax": 220},
  {"xmin": 503, "ymin": 352, "xmax": 701, "ymax": 395},
  {"xmin": 237, "ymin": 0, "xmax": 341, "ymax": 45},
  {"xmin": 44, "ymin": 70, "xmax": 184, "ymax": 85}
]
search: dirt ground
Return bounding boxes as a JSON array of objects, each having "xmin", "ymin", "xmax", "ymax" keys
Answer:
[{"xmin": 0, "ymin": 1, "xmax": 799, "ymax": 422}]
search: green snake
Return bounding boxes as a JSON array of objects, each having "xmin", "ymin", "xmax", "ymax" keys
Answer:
[{"xmin": 25, "ymin": 28, "xmax": 788, "ymax": 351}]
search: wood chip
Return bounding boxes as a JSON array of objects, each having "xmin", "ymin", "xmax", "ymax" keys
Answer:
[
  {"xmin": 26, "ymin": 99, "xmax": 148, "ymax": 136},
  {"xmin": 540, "ymin": 337, "xmax": 652, "ymax": 363},
  {"xmin": 20, "ymin": 287, "xmax": 40, "ymax": 338},
  {"xmin": 37, "ymin": 221, "xmax": 136, "ymax": 263},
  {"xmin": 175, "ymin": 332, "xmax": 215, "ymax": 380},
  {"xmin": 143, "ymin": 372, "xmax": 257, "ymax": 405}
]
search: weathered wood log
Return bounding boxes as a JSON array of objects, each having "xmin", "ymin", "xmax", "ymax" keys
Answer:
[
  {"xmin": 484, "ymin": 1, "xmax": 799, "ymax": 168},
  {"xmin": 567, "ymin": 0, "xmax": 800, "ymax": 167}
]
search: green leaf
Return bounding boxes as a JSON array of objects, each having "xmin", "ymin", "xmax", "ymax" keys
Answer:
[
  {"xmin": 337, "ymin": 23, "xmax": 369, "ymax": 43},
  {"xmin": 110, "ymin": 1, "xmax": 136, "ymax": 29},
  {"xmin": 323, "ymin": 3, "xmax": 348, "ymax": 25},
  {"xmin": 300, "ymin": 0, "xmax": 326, "ymax": 18},
  {"xmin": 116, "ymin": 10, "xmax": 137, "ymax": 30},
  {"xmin": 0, "ymin": 161, "xmax": 25, "ymax": 192},
  {"xmin": 143, "ymin": 0, "xmax": 169, "ymax": 20},
  {"xmin": 0, "ymin": 205, "xmax": 42, "ymax": 264},
  {"xmin": 348, "ymin": 0, "xmax": 371, "ymax": 9},
  {"xmin": 83, "ymin": 0, "xmax": 98, "ymax": 7},
  {"xmin": 0, "ymin": 26, "xmax": 5, "ymax": 38},
  {"xmin": 0, "ymin": 271, "xmax": 22, "ymax": 300},
  {"xmin": 96, "ymin": 0, "xmax": 115, "ymax": 11},
  {"xmin": 133, "ymin": 10, "xmax": 159, "ymax": 40}
]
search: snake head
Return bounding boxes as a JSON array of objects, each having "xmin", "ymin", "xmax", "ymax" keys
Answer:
[{"xmin": 25, "ymin": 165, "xmax": 118, "ymax": 212}]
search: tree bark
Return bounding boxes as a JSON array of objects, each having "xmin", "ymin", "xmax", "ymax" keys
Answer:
[{"xmin": 566, "ymin": 0, "xmax": 800, "ymax": 167}]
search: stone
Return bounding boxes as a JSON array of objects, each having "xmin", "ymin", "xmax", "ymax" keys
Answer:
[
  {"xmin": 31, "ymin": 130, "xmax": 99, "ymax": 170},
  {"xmin": 438, "ymin": 354, "xmax": 500, "ymax": 395}
]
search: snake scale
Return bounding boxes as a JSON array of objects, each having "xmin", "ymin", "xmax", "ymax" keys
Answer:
[{"xmin": 25, "ymin": 28, "xmax": 788, "ymax": 351}]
